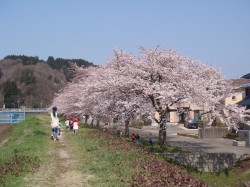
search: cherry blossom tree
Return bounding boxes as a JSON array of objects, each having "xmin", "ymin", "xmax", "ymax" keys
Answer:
[{"xmin": 51, "ymin": 46, "xmax": 249, "ymax": 144}]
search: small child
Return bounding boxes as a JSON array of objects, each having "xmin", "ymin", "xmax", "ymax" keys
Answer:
[
  {"xmin": 58, "ymin": 119, "xmax": 63, "ymax": 135},
  {"xmin": 69, "ymin": 117, "xmax": 74, "ymax": 131},
  {"xmin": 65, "ymin": 117, "xmax": 70, "ymax": 130},
  {"xmin": 135, "ymin": 133, "xmax": 140, "ymax": 144},
  {"xmin": 103, "ymin": 123, "xmax": 109, "ymax": 133},
  {"xmin": 116, "ymin": 129, "xmax": 122, "ymax": 139},
  {"xmin": 73, "ymin": 119, "xmax": 80, "ymax": 135},
  {"xmin": 131, "ymin": 132, "xmax": 136, "ymax": 143}
]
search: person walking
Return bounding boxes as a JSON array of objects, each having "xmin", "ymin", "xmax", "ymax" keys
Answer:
[
  {"xmin": 58, "ymin": 118, "xmax": 63, "ymax": 136},
  {"xmin": 135, "ymin": 133, "xmax": 140, "ymax": 144},
  {"xmin": 116, "ymin": 129, "xmax": 122, "ymax": 139},
  {"xmin": 50, "ymin": 106, "xmax": 59, "ymax": 140},
  {"xmin": 103, "ymin": 122, "xmax": 109, "ymax": 133},
  {"xmin": 131, "ymin": 132, "xmax": 136, "ymax": 143},
  {"xmin": 69, "ymin": 116, "xmax": 74, "ymax": 131},
  {"xmin": 73, "ymin": 118, "xmax": 80, "ymax": 135},
  {"xmin": 65, "ymin": 117, "xmax": 70, "ymax": 130}
]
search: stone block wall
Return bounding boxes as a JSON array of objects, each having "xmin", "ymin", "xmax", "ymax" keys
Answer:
[
  {"xmin": 198, "ymin": 127, "xmax": 229, "ymax": 139},
  {"xmin": 238, "ymin": 130, "xmax": 250, "ymax": 147},
  {"xmin": 163, "ymin": 152, "xmax": 238, "ymax": 172}
]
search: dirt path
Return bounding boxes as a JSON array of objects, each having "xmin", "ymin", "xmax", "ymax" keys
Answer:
[{"xmin": 23, "ymin": 130, "xmax": 94, "ymax": 187}]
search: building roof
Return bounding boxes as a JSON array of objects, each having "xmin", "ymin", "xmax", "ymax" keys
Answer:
[
  {"xmin": 231, "ymin": 79, "xmax": 250, "ymax": 87},
  {"xmin": 240, "ymin": 83, "xmax": 250, "ymax": 88},
  {"xmin": 241, "ymin": 73, "xmax": 250, "ymax": 79},
  {"xmin": 231, "ymin": 79, "xmax": 250, "ymax": 91},
  {"xmin": 238, "ymin": 97, "xmax": 250, "ymax": 106}
]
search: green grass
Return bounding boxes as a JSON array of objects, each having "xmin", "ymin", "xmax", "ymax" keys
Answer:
[
  {"xmin": 1, "ymin": 116, "xmax": 249, "ymax": 187},
  {"xmin": 77, "ymin": 125, "xmax": 250, "ymax": 186},
  {"xmin": 0, "ymin": 114, "xmax": 52, "ymax": 186},
  {"xmin": 192, "ymin": 170, "xmax": 250, "ymax": 187},
  {"xmin": 65, "ymin": 125, "xmax": 149, "ymax": 187}
]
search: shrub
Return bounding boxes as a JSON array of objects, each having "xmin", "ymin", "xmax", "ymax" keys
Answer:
[
  {"xmin": 225, "ymin": 132, "xmax": 239, "ymax": 140},
  {"xmin": 130, "ymin": 118, "xmax": 152, "ymax": 128},
  {"xmin": 211, "ymin": 117, "xmax": 226, "ymax": 127}
]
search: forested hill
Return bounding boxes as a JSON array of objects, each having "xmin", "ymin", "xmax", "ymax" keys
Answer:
[{"xmin": 0, "ymin": 55, "xmax": 95, "ymax": 108}]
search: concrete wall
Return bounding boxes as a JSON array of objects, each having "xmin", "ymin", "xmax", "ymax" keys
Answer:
[
  {"xmin": 198, "ymin": 127, "xmax": 229, "ymax": 139},
  {"xmin": 238, "ymin": 130, "xmax": 250, "ymax": 147},
  {"xmin": 163, "ymin": 152, "xmax": 241, "ymax": 172}
]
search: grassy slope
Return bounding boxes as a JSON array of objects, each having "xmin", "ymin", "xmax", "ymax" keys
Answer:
[
  {"xmin": 1, "ymin": 114, "xmax": 249, "ymax": 187},
  {"xmin": 66, "ymin": 126, "xmax": 149, "ymax": 186},
  {"xmin": 0, "ymin": 114, "xmax": 52, "ymax": 186},
  {"xmin": 0, "ymin": 115, "xmax": 148, "ymax": 187},
  {"xmin": 194, "ymin": 169, "xmax": 250, "ymax": 187}
]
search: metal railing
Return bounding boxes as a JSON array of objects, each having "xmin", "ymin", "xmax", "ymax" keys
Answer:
[
  {"xmin": 0, "ymin": 111, "xmax": 26, "ymax": 124},
  {"xmin": 0, "ymin": 108, "xmax": 48, "ymax": 113}
]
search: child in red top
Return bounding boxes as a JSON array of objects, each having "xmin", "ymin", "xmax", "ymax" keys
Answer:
[{"xmin": 131, "ymin": 132, "xmax": 136, "ymax": 143}]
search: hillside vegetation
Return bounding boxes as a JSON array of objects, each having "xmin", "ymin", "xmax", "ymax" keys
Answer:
[{"xmin": 0, "ymin": 55, "xmax": 95, "ymax": 108}]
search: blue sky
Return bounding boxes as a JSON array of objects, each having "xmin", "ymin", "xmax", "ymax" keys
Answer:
[{"xmin": 0, "ymin": 0, "xmax": 249, "ymax": 79}]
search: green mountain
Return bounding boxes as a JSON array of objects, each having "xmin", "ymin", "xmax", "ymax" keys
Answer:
[{"xmin": 0, "ymin": 55, "xmax": 95, "ymax": 108}]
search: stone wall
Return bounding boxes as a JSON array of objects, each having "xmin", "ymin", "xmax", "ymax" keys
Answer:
[
  {"xmin": 198, "ymin": 127, "xmax": 229, "ymax": 139},
  {"xmin": 163, "ymin": 152, "xmax": 242, "ymax": 172},
  {"xmin": 238, "ymin": 130, "xmax": 250, "ymax": 147}
]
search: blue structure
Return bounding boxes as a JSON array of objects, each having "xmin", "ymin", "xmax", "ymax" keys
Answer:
[{"xmin": 0, "ymin": 111, "xmax": 26, "ymax": 124}]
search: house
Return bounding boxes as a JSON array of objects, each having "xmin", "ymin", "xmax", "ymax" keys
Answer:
[
  {"xmin": 238, "ymin": 82, "xmax": 250, "ymax": 109},
  {"xmin": 168, "ymin": 78, "xmax": 250, "ymax": 125},
  {"xmin": 166, "ymin": 102, "xmax": 203, "ymax": 124},
  {"xmin": 225, "ymin": 79, "xmax": 250, "ymax": 106},
  {"xmin": 241, "ymin": 73, "xmax": 250, "ymax": 79},
  {"xmin": 151, "ymin": 75, "xmax": 250, "ymax": 126},
  {"xmin": 237, "ymin": 73, "xmax": 250, "ymax": 109},
  {"xmin": 151, "ymin": 101, "xmax": 203, "ymax": 125}
]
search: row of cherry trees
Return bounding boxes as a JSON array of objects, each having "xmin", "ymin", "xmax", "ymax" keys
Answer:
[{"xmin": 51, "ymin": 46, "xmax": 249, "ymax": 144}]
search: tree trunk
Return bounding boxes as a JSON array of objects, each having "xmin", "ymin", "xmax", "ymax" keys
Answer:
[
  {"xmin": 85, "ymin": 115, "xmax": 89, "ymax": 124},
  {"xmin": 150, "ymin": 95, "xmax": 168, "ymax": 144},
  {"xmin": 96, "ymin": 120, "xmax": 100, "ymax": 127},
  {"xmin": 159, "ymin": 127, "xmax": 167, "ymax": 144},
  {"xmin": 158, "ymin": 107, "xmax": 168, "ymax": 144},
  {"xmin": 163, "ymin": 130, "xmax": 167, "ymax": 144},
  {"xmin": 159, "ymin": 129, "xmax": 163, "ymax": 144},
  {"xmin": 125, "ymin": 120, "xmax": 129, "ymax": 136}
]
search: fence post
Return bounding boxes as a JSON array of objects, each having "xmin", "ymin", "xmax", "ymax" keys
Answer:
[{"xmin": 11, "ymin": 113, "xmax": 13, "ymax": 122}]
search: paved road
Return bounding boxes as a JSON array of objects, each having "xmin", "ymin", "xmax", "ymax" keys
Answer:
[{"xmin": 119, "ymin": 124, "xmax": 250, "ymax": 158}]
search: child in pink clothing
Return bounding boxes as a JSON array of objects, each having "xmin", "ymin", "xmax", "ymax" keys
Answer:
[{"xmin": 73, "ymin": 119, "xmax": 80, "ymax": 135}]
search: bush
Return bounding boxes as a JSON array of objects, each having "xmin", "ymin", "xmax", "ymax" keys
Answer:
[
  {"xmin": 225, "ymin": 132, "xmax": 239, "ymax": 140},
  {"xmin": 130, "ymin": 118, "xmax": 151, "ymax": 128},
  {"xmin": 211, "ymin": 117, "xmax": 226, "ymax": 127}
]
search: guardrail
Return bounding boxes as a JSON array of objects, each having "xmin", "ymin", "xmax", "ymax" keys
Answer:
[
  {"xmin": 0, "ymin": 108, "xmax": 49, "ymax": 124},
  {"xmin": 0, "ymin": 111, "xmax": 26, "ymax": 124},
  {"xmin": 0, "ymin": 108, "xmax": 48, "ymax": 113}
]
